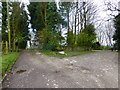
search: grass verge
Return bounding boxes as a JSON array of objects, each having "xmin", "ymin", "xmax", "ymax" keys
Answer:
[
  {"xmin": 0, "ymin": 52, "xmax": 20, "ymax": 78},
  {"xmin": 40, "ymin": 50, "xmax": 95, "ymax": 57}
]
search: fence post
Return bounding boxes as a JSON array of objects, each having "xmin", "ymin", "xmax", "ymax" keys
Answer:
[
  {"xmin": 6, "ymin": 41, "xmax": 8, "ymax": 53},
  {"xmin": 0, "ymin": 41, "xmax": 3, "ymax": 54},
  {"xmin": 1, "ymin": 41, "xmax": 2, "ymax": 51},
  {"xmin": 16, "ymin": 46, "xmax": 18, "ymax": 52}
]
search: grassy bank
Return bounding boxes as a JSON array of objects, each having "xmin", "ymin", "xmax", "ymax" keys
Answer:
[
  {"xmin": 0, "ymin": 52, "xmax": 20, "ymax": 77},
  {"xmin": 40, "ymin": 50, "xmax": 95, "ymax": 57}
]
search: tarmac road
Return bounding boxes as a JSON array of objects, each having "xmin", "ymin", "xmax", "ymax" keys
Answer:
[{"xmin": 2, "ymin": 50, "xmax": 118, "ymax": 88}]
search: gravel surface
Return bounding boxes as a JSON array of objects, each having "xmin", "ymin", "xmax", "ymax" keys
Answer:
[{"xmin": 2, "ymin": 50, "xmax": 118, "ymax": 88}]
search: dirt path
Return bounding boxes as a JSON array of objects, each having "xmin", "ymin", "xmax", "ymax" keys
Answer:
[{"xmin": 2, "ymin": 50, "xmax": 118, "ymax": 88}]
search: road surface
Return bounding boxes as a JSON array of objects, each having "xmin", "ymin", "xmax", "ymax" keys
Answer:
[{"xmin": 2, "ymin": 50, "xmax": 118, "ymax": 88}]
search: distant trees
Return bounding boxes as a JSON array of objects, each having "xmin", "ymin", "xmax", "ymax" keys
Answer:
[
  {"xmin": 28, "ymin": 2, "xmax": 47, "ymax": 31},
  {"xmin": 77, "ymin": 24, "xmax": 96, "ymax": 50},
  {"xmin": 1, "ymin": 2, "xmax": 29, "ymax": 52},
  {"xmin": 2, "ymin": 2, "xmax": 7, "ymax": 42},
  {"xmin": 59, "ymin": 1, "xmax": 97, "ymax": 50},
  {"xmin": 59, "ymin": 2, "xmax": 74, "ymax": 45},
  {"xmin": 113, "ymin": 14, "xmax": 120, "ymax": 50},
  {"xmin": 28, "ymin": 1, "xmax": 97, "ymax": 51},
  {"xmin": 105, "ymin": 1, "xmax": 120, "ymax": 50},
  {"xmin": 10, "ymin": 2, "xmax": 29, "ymax": 49},
  {"xmin": 1, "ymin": 1, "xmax": 99, "ymax": 52},
  {"xmin": 28, "ymin": 2, "xmax": 66, "ymax": 50}
]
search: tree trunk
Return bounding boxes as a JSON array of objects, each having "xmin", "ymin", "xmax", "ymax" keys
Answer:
[
  {"xmin": 77, "ymin": 1, "xmax": 79, "ymax": 34},
  {"xmin": 67, "ymin": 8, "xmax": 70, "ymax": 45},
  {"xmin": 83, "ymin": 2, "xmax": 87, "ymax": 28},
  {"xmin": 74, "ymin": 2, "xmax": 78, "ymax": 45},
  {"xmin": 6, "ymin": 41, "xmax": 8, "ymax": 53},
  {"xmin": 7, "ymin": 1, "xmax": 11, "ymax": 52},
  {"xmin": 80, "ymin": 11, "xmax": 83, "ymax": 32},
  {"xmin": 13, "ymin": 30, "xmax": 16, "ymax": 51}
]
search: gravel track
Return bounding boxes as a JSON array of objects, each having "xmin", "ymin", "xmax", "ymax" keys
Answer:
[{"xmin": 2, "ymin": 50, "xmax": 118, "ymax": 88}]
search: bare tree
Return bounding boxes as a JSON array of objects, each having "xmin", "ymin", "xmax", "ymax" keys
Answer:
[
  {"xmin": 104, "ymin": 0, "xmax": 120, "ymax": 18},
  {"xmin": 76, "ymin": 0, "xmax": 98, "ymax": 32},
  {"xmin": 105, "ymin": 20, "xmax": 115, "ymax": 46},
  {"xmin": 105, "ymin": 1, "xmax": 120, "ymax": 12}
]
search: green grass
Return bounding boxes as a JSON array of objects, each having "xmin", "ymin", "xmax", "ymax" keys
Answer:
[
  {"xmin": 0, "ymin": 52, "xmax": 20, "ymax": 77},
  {"xmin": 40, "ymin": 50, "xmax": 95, "ymax": 57}
]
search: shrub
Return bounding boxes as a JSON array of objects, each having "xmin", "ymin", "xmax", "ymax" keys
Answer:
[
  {"xmin": 77, "ymin": 24, "xmax": 96, "ymax": 50},
  {"xmin": 92, "ymin": 42, "xmax": 101, "ymax": 50},
  {"xmin": 100, "ymin": 46, "xmax": 111, "ymax": 50},
  {"xmin": 38, "ymin": 28, "xmax": 61, "ymax": 51},
  {"xmin": 77, "ymin": 32, "xmax": 96, "ymax": 50}
]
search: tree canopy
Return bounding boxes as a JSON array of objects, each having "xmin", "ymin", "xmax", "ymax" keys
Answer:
[{"xmin": 113, "ymin": 14, "xmax": 120, "ymax": 50}]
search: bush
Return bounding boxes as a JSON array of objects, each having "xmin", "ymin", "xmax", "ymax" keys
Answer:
[
  {"xmin": 43, "ymin": 44, "xmax": 58, "ymax": 51},
  {"xmin": 77, "ymin": 24, "xmax": 96, "ymax": 50},
  {"xmin": 100, "ymin": 46, "xmax": 111, "ymax": 50},
  {"xmin": 67, "ymin": 31, "xmax": 75, "ymax": 47},
  {"xmin": 18, "ymin": 41, "xmax": 27, "ymax": 49},
  {"xmin": 113, "ymin": 43, "xmax": 118, "ymax": 50},
  {"xmin": 92, "ymin": 42, "xmax": 101, "ymax": 50},
  {"xmin": 77, "ymin": 32, "xmax": 96, "ymax": 50},
  {"xmin": 38, "ymin": 28, "xmax": 61, "ymax": 51}
]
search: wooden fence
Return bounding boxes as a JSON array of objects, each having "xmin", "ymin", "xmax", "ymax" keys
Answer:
[
  {"xmin": 1, "ymin": 41, "xmax": 19, "ymax": 54},
  {"xmin": 1, "ymin": 41, "xmax": 9, "ymax": 54}
]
